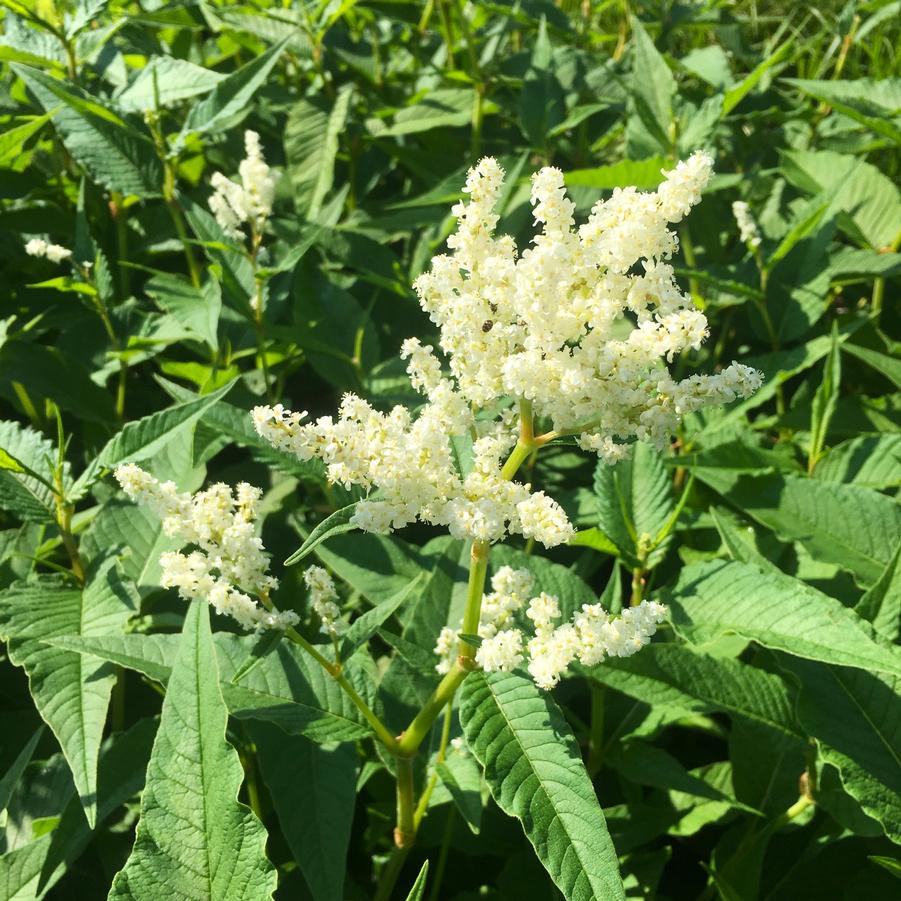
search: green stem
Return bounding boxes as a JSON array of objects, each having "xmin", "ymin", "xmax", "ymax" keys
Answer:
[
  {"xmin": 680, "ymin": 225, "xmax": 704, "ymax": 308},
  {"xmin": 630, "ymin": 566, "xmax": 643, "ymax": 607},
  {"xmin": 413, "ymin": 701, "xmax": 453, "ymax": 829},
  {"xmin": 394, "ymin": 755, "xmax": 416, "ymax": 848},
  {"xmin": 871, "ymin": 276, "xmax": 884, "ymax": 321},
  {"xmin": 458, "ymin": 540, "xmax": 490, "ymax": 658},
  {"xmin": 587, "ymin": 681, "xmax": 605, "ymax": 775}
]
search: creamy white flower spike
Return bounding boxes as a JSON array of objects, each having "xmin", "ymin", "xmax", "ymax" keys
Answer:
[
  {"xmin": 732, "ymin": 201, "xmax": 762, "ymax": 249},
  {"xmin": 434, "ymin": 565, "xmax": 667, "ymax": 690},
  {"xmin": 253, "ymin": 156, "xmax": 761, "ymax": 545},
  {"xmin": 209, "ymin": 130, "xmax": 279, "ymax": 240},
  {"xmin": 114, "ymin": 464, "xmax": 297, "ymax": 631},
  {"xmin": 303, "ymin": 565, "xmax": 345, "ymax": 637},
  {"xmin": 25, "ymin": 238, "xmax": 72, "ymax": 263}
]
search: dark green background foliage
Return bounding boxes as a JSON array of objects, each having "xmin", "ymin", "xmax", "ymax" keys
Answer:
[{"xmin": 0, "ymin": 0, "xmax": 899, "ymax": 898}]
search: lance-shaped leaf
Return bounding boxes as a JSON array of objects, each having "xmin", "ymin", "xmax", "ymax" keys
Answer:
[
  {"xmin": 0, "ymin": 419, "xmax": 59, "ymax": 523},
  {"xmin": 177, "ymin": 39, "xmax": 287, "ymax": 143},
  {"xmin": 460, "ymin": 671, "xmax": 626, "ymax": 901},
  {"xmin": 250, "ymin": 722, "xmax": 356, "ymax": 901},
  {"xmin": 404, "ymin": 862, "xmax": 429, "ymax": 901},
  {"xmin": 285, "ymin": 503, "xmax": 358, "ymax": 565},
  {"xmin": 0, "ymin": 719, "xmax": 157, "ymax": 900},
  {"xmin": 75, "ymin": 378, "xmax": 237, "ymax": 490},
  {"xmin": 695, "ymin": 470, "xmax": 901, "ymax": 586},
  {"xmin": 668, "ymin": 560, "xmax": 901, "ymax": 679},
  {"xmin": 583, "ymin": 643, "xmax": 802, "ymax": 740},
  {"xmin": 109, "ymin": 601, "xmax": 277, "ymax": 900},
  {"xmin": 0, "ymin": 561, "xmax": 136, "ymax": 827},
  {"xmin": 779, "ymin": 656, "xmax": 901, "ymax": 844},
  {"xmin": 50, "ymin": 630, "xmax": 375, "ymax": 743},
  {"xmin": 12, "ymin": 64, "xmax": 162, "ymax": 196},
  {"xmin": 338, "ymin": 573, "xmax": 424, "ymax": 661},
  {"xmin": 856, "ymin": 541, "xmax": 901, "ymax": 643}
]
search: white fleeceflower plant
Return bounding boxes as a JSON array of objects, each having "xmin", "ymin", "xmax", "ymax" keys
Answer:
[
  {"xmin": 253, "ymin": 155, "xmax": 761, "ymax": 554},
  {"xmin": 114, "ymin": 464, "xmax": 297, "ymax": 632},
  {"xmin": 209, "ymin": 130, "xmax": 279, "ymax": 241},
  {"xmin": 435, "ymin": 563, "xmax": 667, "ymax": 690}
]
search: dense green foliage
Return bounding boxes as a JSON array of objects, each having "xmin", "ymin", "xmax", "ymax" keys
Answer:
[{"xmin": 1, "ymin": 1, "xmax": 900, "ymax": 899}]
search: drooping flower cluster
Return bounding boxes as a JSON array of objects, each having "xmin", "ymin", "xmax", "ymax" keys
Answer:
[
  {"xmin": 209, "ymin": 130, "xmax": 279, "ymax": 241},
  {"xmin": 434, "ymin": 566, "xmax": 667, "ymax": 689},
  {"xmin": 253, "ymin": 155, "xmax": 761, "ymax": 548},
  {"xmin": 732, "ymin": 200, "xmax": 762, "ymax": 249},
  {"xmin": 25, "ymin": 238, "xmax": 72, "ymax": 263},
  {"xmin": 115, "ymin": 464, "xmax": 297, "ymax": 631},
  {"xmin": 303, "ymin": 565, "xmax": 345, "ymax": 637}
]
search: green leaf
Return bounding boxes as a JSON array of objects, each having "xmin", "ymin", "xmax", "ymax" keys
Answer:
[
  {"xmin": 109, "ymin": 601, "xmax": 276, "ymax": 900},
  {"xmin": 116, "ymin": 57, "xmax": 225, "ymax": 112},
  {"xmin": 144, "ymin": 273, "xmax": 221, "ymax": 351},
  {"xmin": 0, "ymin": 419, "xmax": 58, "ymax": 523},
  {"xmin": 695, "ymin": 470, "xmax": 901, "ymax": 586},
  {"xmin": 81, "ymin": 499, "xmax": 178, "ymax": 596},
  {"xmin": 0, "ymin": 719, "xmax": 157, "ymax": 900},
  {"xmin": 285, "ymin": 85, "xmax": 353, "ymax": 219},
  {"xmin": 404, "ymin": 861, "xmax": 429, "ymax": 901},
  {"xmin": 668, "ymin": 560, "xmax": 901, "ymax": 679},
  {"xmin": 565, "ymin": 157, "xmax": 667, "ymax": 191},
  {"xmin": 722, "ymin": 40, "xmax": 792, "ymax": 115},
  {"xmin": 856, "ymin": 541, "xmax": 901, "ymax": 643},
  {"xmin": 809, "ymin": 324, "xmax": 842, "ymax": 471},
  {"xmin": 338, "ymin": 573, "xmax": 424, "ymax": 661},
  {"xmin": 312, "ymin": 531, "xmax": 428, "ymax": 607},
  {"xmin": 629, "ymin": 17, "xmax": 675, "ymax": 153},
  {"xmin": 782, "ymin": 150, "xmax": 901, "ymax": 249},
  {"xmin": 782, "ymin": 77, "xmax": 901, "ymax": 145},
  {"xmin": 779, "ymin": 656, "xmax": 901, "ymax": 844},
  {"xmin": 519, "ymin": 17, "xmax": 565, "ymax": 148},
  {"xmin": 285, "ymin": 504, "xmax": 358, "ymax": 565},
  {"xmin": 50, "ymin": 631, "xmax": 376, "ymax": 743},
  {"xmin": 377, "ymin": 88, "xmax": 475, "ymax": 137},
  {"xmin": 0, "ymin": 725, "xmax": 44, "ymax": 816},
  {"xmin": 251, "ymin": 722, "xmax": 356, "ymax": 901},
  {"xmin": 436, "ymin": 753, "xmax": 483, "ymax": 834},
  {"xmin": 568, "ymin": 527, "xmax": 619, "ymax": 556},
  {"xmin": 460, "ymin": 671, "xmax": 626, "ymax": 901},
  {"xmin": 0, "ymin": 110, "xmax": 54, "ymax": 166},
  {"xmin": 584, "ymin": 642, "xmax": 801, "ymax": 739},
  {"xmin": 815, "ymin": 434, "xmax": 901, "ymax": 488},
  {"xmin": 843, "ymin": 341, "xmax": 901, "ymax": 390},
  {"xmin": 0, "ymin": 340, "xmax": 118, "ymax": 425},
  {"xmin": 0, "ymin": 561, "xmax": 136, "ymax": 827},
  {"xmin": 177, "ymin": 39, "xmax": 287, "ymax": 143},
  {"xmin": 593, "ymin": 443, "xmax": 673, "ymax": 566},
  {"xmin": 12, "ymin": 64, "xmax": 162, "ymax": 197},
  {"xmin": 90, "ymin": 378, "xmax": 236, "ymax": 475}
]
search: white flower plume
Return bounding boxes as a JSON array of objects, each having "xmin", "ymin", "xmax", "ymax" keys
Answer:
[{"xmin": 253, "ymin": 155, "xmax": 761, "ymax": 549}]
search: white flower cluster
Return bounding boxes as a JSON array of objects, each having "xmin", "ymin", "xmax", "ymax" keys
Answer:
[
  {"xmin": 252, "ymin": 155, "xmax": 762, "ymax": 547},
  {"xmin": 114, "ymin": 464, "xmax": 297, "ymax": 631},
  {"xmin": 302, "ymin": 565, "xmax": 345, "ymax": 637},
  {"xmin": 412, "ymin": 153, "xmax": 761, "ymax": 445},
  {"xmin": 25, "ymin": 238, "xmax": 72, "ymax": 263},
  {"xmin": 209, "ymin": 130, "xmax": 279, "ymax": 240},
  {"xmin": 252, "ymin": 397, "xmax": 574, "ymax": 548},
  {"xmin": 732, "ymin": 201, "xmax": 762, "ymax": 249},
  {"xmin": 433, "ymin": 566, "xmax": 667, "ymax": 689}
]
